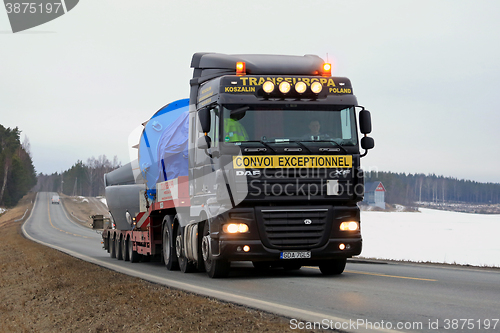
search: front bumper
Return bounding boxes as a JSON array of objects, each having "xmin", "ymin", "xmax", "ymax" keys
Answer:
[
  {"xmin": 210, "ymin": 204, "xmax": 362, "ymax": 263},
  {"xmin": 216, "ymin": 237, "xmax": 362, "ymax": 262}
]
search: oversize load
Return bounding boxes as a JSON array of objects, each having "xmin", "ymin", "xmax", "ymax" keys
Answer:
[{"xmin": 233, "ymin": 155, "xmax": 352, "ymax": 169}]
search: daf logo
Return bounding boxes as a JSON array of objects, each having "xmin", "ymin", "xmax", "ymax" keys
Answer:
[
  {"xmin": 236, "ymin": 170, "xmax": 261, "ymax": 176},
  {"xmin": 304, "ymin": 219, "xmax": 312, "ymax": 225},
  {"xmin": 335, "ymin": 170, "xmax": 351, "ymax": 177}
]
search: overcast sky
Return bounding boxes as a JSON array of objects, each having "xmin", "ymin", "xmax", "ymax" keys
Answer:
[{"xmin": 1, "ymin": 1, "xmax": 500, "ymax": 183}]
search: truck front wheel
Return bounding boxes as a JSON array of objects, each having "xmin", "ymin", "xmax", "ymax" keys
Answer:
[
  {"xmin": 163, "ymin": 216, "xmax": 179, "ymax": 270},
  {"xmin": 319, "ymin": 258, "xmax": 347, "ymax": 275},
  {"xmin": 202, "ymin": 222, "xmax": 230, "ymax": 278}
]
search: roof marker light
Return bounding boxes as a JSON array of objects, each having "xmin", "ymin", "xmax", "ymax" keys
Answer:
[
  {"xmin": 322, "ymin": 63, "xmax": 332, "ymax": 76},
  {"xmin": 279, "ymin": 81, "xmax": 291, "ymax": 94},
  {"xmin": 236, "ymin": 62, "xmax": 246, "ymax": 75},
  {"xmin": 295, "ymin": 82, "xmax": 307, "ymax": 94}
]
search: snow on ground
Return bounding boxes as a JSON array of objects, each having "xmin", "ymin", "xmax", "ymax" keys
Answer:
[
  {"xmin": 361, "ymin": 208, "xmax": 500, "ymax": 267},
  {"xmin": 0, "ymin": 208, "xmax": 6, "ymax": 215},
  {"xmin": 73, "ymin": 196, "xmax": 89, "ymax": 203},
  {"xmin": 98, "ymin": 197, "xmax": 107, "ymax": 207}
]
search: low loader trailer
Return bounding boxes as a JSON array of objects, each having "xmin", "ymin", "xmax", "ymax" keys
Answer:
[{"xmin": 102, "ymin": 53, "xmax": 374, "ymax": 278}]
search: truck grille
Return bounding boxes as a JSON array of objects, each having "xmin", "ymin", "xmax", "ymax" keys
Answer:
[{"xmin": 259, "ymin": 208, "xmax": 328, "ymax": 248}]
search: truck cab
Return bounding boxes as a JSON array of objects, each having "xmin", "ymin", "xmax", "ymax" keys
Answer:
[{"xmin": 183, "ymin": 53, "xmax": 374, "ymax": 277}]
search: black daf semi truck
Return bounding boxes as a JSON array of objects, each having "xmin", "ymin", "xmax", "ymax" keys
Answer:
[{"xmin": 102, "ymin": 53, "xmax": 374, "ymax": 278}]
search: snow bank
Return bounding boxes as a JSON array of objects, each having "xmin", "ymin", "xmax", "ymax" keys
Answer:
[
  {"xmin": 99, "ymin": 197, "xmax": 107, "ymax": 207},
  {"xmin": 361, "ymin": 209, "xmax": 500, "ymax": 267}
]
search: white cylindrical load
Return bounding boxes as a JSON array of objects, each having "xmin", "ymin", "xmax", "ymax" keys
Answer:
[
  {"xmin": 105, "ymin": 184, "xmax": 146, "ymax": 230},
  {"xmin": 104, "ymin": 161, "xmax": 144, "ymax": 187}
]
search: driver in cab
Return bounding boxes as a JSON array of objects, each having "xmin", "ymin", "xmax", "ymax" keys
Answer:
[{"xmin": 304, "ymin": 120, "xmax": 330, "ymax": 141}]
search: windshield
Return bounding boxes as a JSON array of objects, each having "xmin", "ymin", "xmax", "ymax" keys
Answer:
[{"xmin": 222, "ymin": 105, "xmax": 357, "ymax": 145}]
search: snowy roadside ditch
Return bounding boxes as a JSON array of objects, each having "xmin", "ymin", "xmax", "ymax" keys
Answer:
[{"xmin": 361, "ymin": 208, "xmax": 500, "ymax": 267}]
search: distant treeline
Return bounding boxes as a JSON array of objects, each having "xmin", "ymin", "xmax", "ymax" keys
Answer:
[
  {"xmin": 365, "ymin": 171, "xmax": 500, "ymax": 205},
  {"xmin": 0, "ymin": 125, "xmax": 37, "ymax": 207},
  {"xmin": 34, "ymin": 155, "xmax": 121, "ymax": 197}
]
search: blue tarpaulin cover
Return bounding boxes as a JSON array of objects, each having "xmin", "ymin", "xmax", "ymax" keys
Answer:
[{"xmin": 138, "ymin": 98, "xmax": 189, "ymax": 190}]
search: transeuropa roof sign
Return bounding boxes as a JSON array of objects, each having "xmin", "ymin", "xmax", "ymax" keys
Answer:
[{"xmin": 219, "ymin": 75, "xmax": 353, "ymax": 101}]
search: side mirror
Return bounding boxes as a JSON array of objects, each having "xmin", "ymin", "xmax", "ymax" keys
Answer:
[
  {"xmin": 197, "ymin": 135, "xmax": 211, "ymax": 149},
  {"xmin": 359, "ymin": 110, "xmax": 372, "ymax": 134},
  {"xmin": 198, "ymin": 107, "xmax": 211, "ymax": 133},
  {"xmin": 361, "ymin": 136, "xmax": 375, "ymax": 150}
]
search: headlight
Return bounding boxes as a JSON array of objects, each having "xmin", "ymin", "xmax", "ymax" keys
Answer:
[
  {"xmin": 223, "ymin": 223, "xmax": 249, "ymax": 233},
  {"xmin": 340, "ymin": 221, "xmax": 359, "ymax": 231}
]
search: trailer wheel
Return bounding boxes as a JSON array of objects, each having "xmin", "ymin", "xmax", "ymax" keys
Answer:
[
  {"xmin": 122, "ymin": 236, "xmax": 130, "ymax": 261},
  {"xmin": 163, "ymin": 216, "xmax": 179, "ymax": 270},
  {"xmin": 110, "ymin": 234, "xmax": 116, "ymax": 258},
  {"xmin": 175, "ymin": 222, "xmax": 196, "ymax": 273},
  {"xmin": 128, "ymin": 236, "xmax": 140, "ymax": 263},
  {"xmin": 202, "ymin": 222, "xmax": 230, "ymax": 278},
  {"xmin": 319, "ymin": 258, "xmax": 346, "ymax": 275},
  {"xmin": 115, "ymin": 236, "xmax": 123, "ymax": 260}
]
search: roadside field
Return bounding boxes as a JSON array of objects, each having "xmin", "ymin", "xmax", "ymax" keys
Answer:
[{"xmin": 0, "ymin": 193, "xmax": 313, "ymax": 332}]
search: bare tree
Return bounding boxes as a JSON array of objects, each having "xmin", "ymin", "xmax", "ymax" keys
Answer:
[
  {"xmin": 85, "ymin": 157, "xmax": 97, "ymax": 196},
  {"xmin": 22, "ymin": 134, "xmax": 31, "ymax": 158},
  {"xmin": 84, "ymin": 155, "xmax": 122, "ymax": 196},
  {"xmin": 418, "ymin": 176, "xmax": 424, "ymax": 202}
]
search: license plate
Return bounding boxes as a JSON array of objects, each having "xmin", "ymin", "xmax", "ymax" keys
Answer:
[{"xmin": 280, "ymin": 251, "xmax": 311, "ymax": 259}]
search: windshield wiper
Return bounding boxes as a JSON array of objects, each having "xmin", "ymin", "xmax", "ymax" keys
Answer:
[
  {"xmin": 240, "ymin": 140, "xmax": 277, "ymax": 154},
  {"xmin": 286, "ymin": 140, "xmax": 312, "ymax": 154},
  {"xmin": 297, "ymin": 139, "xmax": 349, "ymax": 154},
  {"xmin": 326, "ymin": 140, "xmax": 348, "ymax": 154}
]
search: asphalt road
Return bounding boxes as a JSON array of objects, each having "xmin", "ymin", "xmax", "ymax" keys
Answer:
[{"xmin": 23, "ymin": 192, "xmax": 500, "ymax": 333}]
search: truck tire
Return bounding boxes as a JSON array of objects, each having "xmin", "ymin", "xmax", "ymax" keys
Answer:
[
  {"xmin": 115, "ymin": 236, "xmax": 123, "ymax": 260},
  {"xmin": 110, "ymin": 235, "xmax": 116, "ymax": 258},
  {"xmin": 128, "ymin": 236, "xmax": 140, "ymax": 263},
  {"xmin": 163, "ymin": 216, "xmax": 179, "ymax": 270},
  {"xmin": 319, "ymin": 258, "xmax": 346, "ymax": 275},
  {"xmin": 176, "ymin": 222, "xmax": 196, "ymax": 273},
  {"xmin": 122, "ymin": 236, "xmax": 130, "ymax": 261},
  {"xmin": 202, "ymin": 222, "xmax": 230, "ymax": 278}
]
